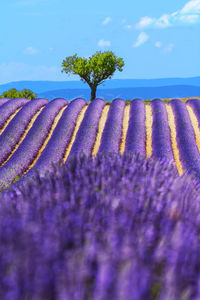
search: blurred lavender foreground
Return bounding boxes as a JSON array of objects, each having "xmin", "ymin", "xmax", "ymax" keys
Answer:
[{"xmin": 1, "ymin": 151, "xmax": 200, "ymax": 299}]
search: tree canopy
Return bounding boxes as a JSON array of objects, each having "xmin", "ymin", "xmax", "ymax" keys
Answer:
[
  {"xmin": 61, "ymin": 51, "xmax": 124, "ymax": 101},
  {"xmin": 0, "ymin": 88, "xmax": 37, "ymax": 100}
]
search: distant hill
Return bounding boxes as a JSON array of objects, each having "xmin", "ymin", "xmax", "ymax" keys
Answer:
[
  {"xmin": 0, "ymin": 77, "xmax": 200, "ymax": 94},
  {"xmin": 37, "ymin": 85, "xmax": 200, "ymax": 101},
  {"xmin": 0, "ymin": 78, "xmax": 200, "ymax": 101}
]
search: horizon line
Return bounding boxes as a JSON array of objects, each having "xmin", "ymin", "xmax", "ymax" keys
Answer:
[{"xmin": 1, "ymin": 75, "xmax": 200, "ymax": 85}]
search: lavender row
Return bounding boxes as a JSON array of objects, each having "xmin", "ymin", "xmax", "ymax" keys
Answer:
[
  {"xmin": 2, "ymin": 152, "xmax": 200, "ymax": 299},
  {"xmin": 98, "ymin": 98, "xmax": 125, "ymax": 153},
  {"xmin": 170, "ymin": 99, "xmax": 200, "ymax": 177},
  {"xmin": 0, "ymin": 98, "xmax": 48, "ymax": 165},
  {"xmin": 151, "ymin": 99, "xmax": 174, "ymax": 162},
  {"xmin": 0, "ymin": 98, "xmax": 10, "ymax": 107},
  {"xmin": 0, "ymin": 98, "xmax": 68, "ymax": 191},
  {"xmin": 186, "ymin": 98, "xmax": 200, "ymax": 130},
  {"xmin": 0, "ymin": 98, "xmax": 29, "ymax": 130},
  {"xmin": 125, "ymin": 99, "xmax": 146, "ymax": 156},
  {"xmin": 68, "ymin": 99, "xmax": 105, "ymax": 159},
  {"xmin": 17, "ymin": 98, "xmax": 86, "ymax": 184}
]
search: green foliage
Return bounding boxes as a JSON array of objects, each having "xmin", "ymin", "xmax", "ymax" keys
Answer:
[
  {"xmin": 19, "ymin": 88, "xmax": 37, "ymax": 100},
  {"xmin": 0, "ymin": 88, "xmax": 37, "ymax": 100},
  {"xmin": 61, "ymin": 51, "xmax": 124, "ymax": 101}
]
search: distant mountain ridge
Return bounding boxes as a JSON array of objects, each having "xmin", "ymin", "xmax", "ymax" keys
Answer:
[
  {"xmin": 0, "ymin": 77, "xmax": 200, "ymax": 93},
  {"xmin": 37, "ymin": 85, "xmax": 200, "ymax": 101},
  {"xmin": 0, "ymin": 77, "xmax": 200, "ymax": 101}
]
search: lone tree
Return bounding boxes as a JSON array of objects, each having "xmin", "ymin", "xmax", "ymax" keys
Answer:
[{"xmin": 61, "ymin": 51, "xmax": 124, "ymax": 101}]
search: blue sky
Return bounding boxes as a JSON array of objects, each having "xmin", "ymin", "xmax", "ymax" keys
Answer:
[{"xmin": 1, "ymin": 0, "xmax": 200, "ymax": 83}]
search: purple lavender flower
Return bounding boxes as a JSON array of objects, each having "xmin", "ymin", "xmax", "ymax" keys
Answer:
[
  {"xmin": 0, "ymin": 152, "xmax": 198, "ymax": 299},
  {"xmin": 0, "ymin": 98, "xmax": 67, "ymax": 190},
  {"xmin": 98, "ymin": 98, "xmax": 125, "ymax": 153},
  {"xmin": 0, "ymin": 98, "xmax": 48, "ymax": 165},
  {"xmin": 125, "ymin": 99, "xmax": 145, "ymax": 156},
  {"xmin": 0, "ymin": 98, "xmax": 29, "ymax": 130},
  {"xmin": 170, "ymin": 99, "xmax": 200, "ymax": 178},
  {"xmin": 151, "ymin": 99, "xmax": 174, "ymax": 163},
  {"xmin": 17, "ymin": 98, "xmax": 86, "ymax": 185},
  {"xmin": 0, "ymin": 98, "xmax": 10, "ymax": 107},
  {"xmin": 68, "ymin": 98, "xmax": 105, "ymax": 159}
]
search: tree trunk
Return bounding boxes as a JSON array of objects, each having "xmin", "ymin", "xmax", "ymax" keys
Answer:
[{"xmin": 90, "ymin": 86, "xmax": 97, "ymax": 102}]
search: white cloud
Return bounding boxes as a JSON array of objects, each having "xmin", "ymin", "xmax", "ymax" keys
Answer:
[
  {"xmin": 179, "ymin": 14, "xmax": 199, "ymax": 23},
  {"xmin": 155, "ymin": 14, "xmax": 171, "ymax": 28},
  {"xmin": 155, "ymin": 41, "xmax": 162, "ymax": 48},
  {"xmin": 24, "ymin": 46, "xmax": 38, "ymax": 55},
  {"xmin": 164, "ymin": 43, "xmax": 174, "ymax": 53},
  {"xmin": 135, "ymin": 14, "xmax": 172, "ymax": 29},
  {"xmin": 135, "ymin": 16, "xmax": 154, "ymax": 29},
  {"xmin": 0, "ymin": 62, "xmax": 72, "ymax": 84},
  {"xmin": 135, "ymin": 0, "xmax": 200, "ymax": 29},
  {"xmin": 133, "ymin": 32, "xmax": 149, "ymax": 48},
  {"xmin": 180, "ymin": 0, "xmax": 200, "ymax": 14},
  {"xmin": 102, "ymin": 17, "xmax": 112, "ymax": 25},
  {"xmin": 121, "ymin": 18, "xmax": 127, "ymax": 24},
  {"xmin": 98, "ymin": 39, "xmax": 111, "ymax": 48}
]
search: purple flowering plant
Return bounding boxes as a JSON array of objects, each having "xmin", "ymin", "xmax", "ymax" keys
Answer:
[{"xmin": 0, "ymin": 151, "xmax": 199, "ymax": 299}]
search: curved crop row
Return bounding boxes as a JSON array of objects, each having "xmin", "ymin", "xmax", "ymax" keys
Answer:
[
  {"xmin": 0, "ymin": 98, "xmax": 10, "ymax": 107},
  {"xmin": 0, "ymin": 98, "xmax": 29, "ymax": 132},
  {"xmin": 17, "ymin": 98, "xmax": 86, "ymax": 184},
  {"xmin": 68, "ymin": 98, "xmax": 105, "ymax": 159},
  {"xmin": 170, "ymin": 99, "xmax": 200, "ymax": 178},
  {"xmin": 0, "ymin": 98, "xmax": 48, "ymax": 166},
  {"xmin": 151, "ymin": 99, "xmax": 174, "ymax": 162},
  {"xmin": 186, "ymin": 100, "xmax": 200, "ymax": 154},
  {"xmin": 0, "ymin": 99, "xmax": 68, "ymax": 190},
  {"xmin": 186, "ymin": 99, "xmax": 200, "ymax": 152},
  {"xmin": 125, "ymin": 99, "xmax": 146, "ymax": 155},
  {"xmin": 98, "ymin": 98, "xmax": 125, "ymax": 153},
  {"xmin": 92, "ymin": 104, "xmax": 110, "ymax": 157},
  {"xmin": 1, "ymin": 97, "xmax": 200, "ymax": 190},
  {"xmin": 187, "ymin": 99, "xmax": 200, "ymax": 138}
]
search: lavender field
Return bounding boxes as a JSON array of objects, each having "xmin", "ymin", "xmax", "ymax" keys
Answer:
[
  {"xmin": 0, "ymin": 97, "xmax": 200, "ymax": 190},
  {"xmin": 1, "ymin": 97, "xmax": 200, "ymax": 299}
]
